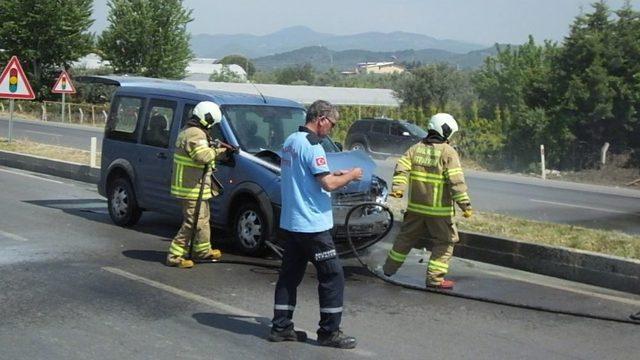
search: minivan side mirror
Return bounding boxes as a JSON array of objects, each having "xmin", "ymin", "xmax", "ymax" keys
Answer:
[
  {"xmin": 335, "ymin": 142, "xmax": 343, "ymax": 151},
  {"xmin": 401, "ymin": 131, "xmax": 411, "ymax": 137}
]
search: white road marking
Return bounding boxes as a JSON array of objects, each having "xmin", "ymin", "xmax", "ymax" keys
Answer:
[
  {"xmin": 0, "ymin": 229, "xmax": 29, "ymax": 242},
  {"xmin": 529, "ymin": 198, "xmax": 632, "ymax": 215},
  {"xmin": 0, "ymin": 167, "xmax": 64, "ymax": 184},
  {"xmin": 102, "ymin": 267, "xmax": 375, "ymax": 357},
  {"xmin": 24, "ymin": 129, "xmax": 62, "ymax": 137}
]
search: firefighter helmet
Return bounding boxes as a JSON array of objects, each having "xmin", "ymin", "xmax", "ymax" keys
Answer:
[
  {"xmin": 427, "ymin": 113, "xmax": 459, "ymax": 140},
  {"xmin": 192, "ymin": 101, "xmax": 222, "ymax": 128}
]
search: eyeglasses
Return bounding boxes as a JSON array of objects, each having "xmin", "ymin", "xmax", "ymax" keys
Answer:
[{"xmin": 321, "ymin": 116, "xmax": 336, "ymax": 129}]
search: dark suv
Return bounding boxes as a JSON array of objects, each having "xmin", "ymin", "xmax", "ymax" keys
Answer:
[{"xmin": 345, "ymin": 118, "xmax": 427, "ymax": 156}]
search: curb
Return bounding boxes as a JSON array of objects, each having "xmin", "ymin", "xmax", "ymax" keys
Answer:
[
  {"xmin": 2, "ymin": 150, "xmax": 639, "ymax": 295},
  {"xmin": 455, "ymin": 232, "xmax": 640, "ymax": 295},
  {"xmin": 0, "ymin": 150, "xmax": 99, "ymax": 184}
]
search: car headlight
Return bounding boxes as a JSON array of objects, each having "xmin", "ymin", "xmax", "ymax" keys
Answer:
[{"xmin": 371, "ymin": 175, "xmax": 388, "ymax": 204}]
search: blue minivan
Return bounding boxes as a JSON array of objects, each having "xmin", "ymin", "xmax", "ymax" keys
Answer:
[{"xmin": 81, "ymin": 76, "xmax": 389, "ymax": 255}]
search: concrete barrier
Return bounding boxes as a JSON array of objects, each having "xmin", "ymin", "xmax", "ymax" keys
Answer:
[
  {"xmin": 456, "ymin": 232, "xmax": 640, "ymax": 295},
  {"xmin": 0, "ymin": 150, "xmax": 99, "ymax": 184},
  {"xmin": 2, "ymin": 149, "xmax": 639, "ymax": 294}
]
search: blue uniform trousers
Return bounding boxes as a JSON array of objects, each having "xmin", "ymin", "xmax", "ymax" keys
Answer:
[{"xmin": 272, "ymin": 230, "xmax": 345, "ymax": 334}]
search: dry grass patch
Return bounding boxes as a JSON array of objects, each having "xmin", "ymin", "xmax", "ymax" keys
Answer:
[
  {"xmin": 0, "ymin": 138, "xmax": 100, "ymax": 166},
  {"xmin": 386, "ymin": 197, "xmax": 640, "ymax": 260}
]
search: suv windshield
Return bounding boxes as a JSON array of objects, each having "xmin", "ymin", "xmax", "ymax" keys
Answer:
[
  {"xmin": 223, "ymin": 105, "xmax": 339, "ymax": 153},
  {"xmin": 403, "ymin": 121, "xmax": 428, "ymax": 138}
]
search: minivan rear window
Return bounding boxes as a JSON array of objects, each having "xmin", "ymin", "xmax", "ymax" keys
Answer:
[{"xmin": 106, "ymin": 96, "xmax": 144, "ymax": 141}]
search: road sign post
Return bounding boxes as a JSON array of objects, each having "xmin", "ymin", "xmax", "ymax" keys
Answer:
[
  {"xmin": 52, "ymin": 70, "xmax": 76, "ymax": 124},
  {"xmin": 0, "ymin": 56, "xmax": 36, "ymax": 142}
]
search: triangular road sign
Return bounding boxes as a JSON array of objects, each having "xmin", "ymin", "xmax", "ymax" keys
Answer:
[
  {"xmin": 0, "ymin": 56, "xmax": 35, "ymax": 99},
  {"xmin": 52, "ymin": 70, "xmax": 76, "ymax": 94}
]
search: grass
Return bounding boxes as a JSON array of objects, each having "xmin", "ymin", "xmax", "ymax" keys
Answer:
[
  {"xmin": 385, "ymin": 197, "xmax": 640, "ymax": 261},
  {"xmin": 1, "ymin": 138, "xmax": 638, "ymax": 261},
  {"xmin": 0, "ymin": 138, "xmax": 100, "ymax": 167}
]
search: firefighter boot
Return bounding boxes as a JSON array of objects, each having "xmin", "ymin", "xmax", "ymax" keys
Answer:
[
  {"xmin": 165, "ymin": 257, "xmax": 195, "ymax": 269},
  {"xmin": 194, "ymin": 248, "xmax": 222, "ymax": 263}
]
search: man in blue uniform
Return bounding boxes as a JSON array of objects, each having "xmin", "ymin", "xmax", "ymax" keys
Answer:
[{"xmin": 268, "ymin": 100, "xmax": 363, "ymax": 349}]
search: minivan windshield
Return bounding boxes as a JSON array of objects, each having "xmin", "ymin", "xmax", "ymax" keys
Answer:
[
  {"xmin": 223, "ymin": 105, "xmax": 339, "ymax": 153},
  {"xmin": 402, "ymin": 121, "xmax": 428, "ymax": 138}
]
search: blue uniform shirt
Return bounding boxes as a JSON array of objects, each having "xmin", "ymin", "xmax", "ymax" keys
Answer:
[{"xmin": 280, "ymin": 126, "xmax": 333, "ymax": 232}]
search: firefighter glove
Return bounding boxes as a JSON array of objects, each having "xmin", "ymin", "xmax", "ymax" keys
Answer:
[
  {"xmin": 390, "ymin": 190, "xmax": 404, "ymax": 198},
  {"xmin": 463, "ymin": 209, "xmax": 473, "ymax": 218}
]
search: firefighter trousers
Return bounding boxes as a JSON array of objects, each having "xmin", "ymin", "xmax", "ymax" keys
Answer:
[
  {"xmin": 166, "ymin": 199, "xmax": 214, "ymax": 263},
  {"xmin": 382, "ymin": 212, "xmax": 459, "ymax": 286},
  {"xmin": 272, "ymin": 230, "xmax": 345, "ymax": 335}
]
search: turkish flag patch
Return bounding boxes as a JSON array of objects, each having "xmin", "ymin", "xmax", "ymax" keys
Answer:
[{"xmin": 315, "ymin": 156, "xmax": 327, "ymax": 166}]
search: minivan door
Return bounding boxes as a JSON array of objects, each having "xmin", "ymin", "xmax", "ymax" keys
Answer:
[{"xmin": 137, "ymin": 98, "xmax": 178, "ymax": 212}]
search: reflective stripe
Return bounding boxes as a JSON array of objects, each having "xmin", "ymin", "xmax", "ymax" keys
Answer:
[
  {"xmin": 436, "ymin": 182, "xmax": 444, "ymax": 207},
  {"xmin": 194, "ymin": 242, "xmax": 210, "ymax": 252},
  {"xmin": 274, "ymin": 304, "xmax": 295, "ymax": 311},
  {"xmin": 388, "ymin": 249, "xmax": 407, "ymax": 263},
  {"xmin": 392, "ymin": 175, "xmax": 408, "ymax": 185},
  {"xmin": 432, "ymin": 182, "xmax": 439, "ymax": 207},
  {"xmin": 320, "ymin": 307, "xmax": 343, "ymax": 314},
  {"xmin": 174, "ymin": 153, "xmax": 205, "ymax": 168},
  {"xmin": 428, "ymin": 260, "xmax": 449, "ymax": 272},
  {"xmin": 189, "ymin": 145, "xmax": 211, "ymax": 158},
  {"xmin": 410, "ymin": 170, "xmax": 444, "ymax": 180},
  {"xmin": 171, "ymin": 186, "xmax": 212, "ymax": 200},
  {"xmin": 398, "ymin": 157, "xmax": 411, "ymax": 168},
  {"xmin": 453, "ymin": 192, "xmax": 470, "ymax": 202},
  {"xmin": 170, "ymin": 242, "xmax": 186, "ymax": 256},
  {"xmin": 407, "ymin": 202, "xmax": 453, "ymax": 217},
  {"xmin": 445, "ymin": 167, "xmax": 463, "ymax": 176}
]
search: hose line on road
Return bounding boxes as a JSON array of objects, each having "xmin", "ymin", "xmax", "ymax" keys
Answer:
[{"xmin": 343, "ymin": 202, "xmax": 640, "ymax": 326}]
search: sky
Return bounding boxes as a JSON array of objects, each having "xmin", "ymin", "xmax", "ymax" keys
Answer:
[{"xmin": 91, "ymin": 0, "xmax": 639, "ymax": 46}]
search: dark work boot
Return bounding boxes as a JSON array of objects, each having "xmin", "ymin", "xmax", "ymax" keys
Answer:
[
  {"xmin": 267, "ymin": 327, "xmax": 308, "ymax": 342},
  {"xmin": 317, "ymin": 330, "xmax": 357, "ymax": 349}
]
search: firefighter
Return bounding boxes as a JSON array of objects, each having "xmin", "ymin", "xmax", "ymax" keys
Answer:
[
  {"xmin": 165, "ymin": 101, "xmax": 229, "ymax": 268},
  {"xmin": 381, "ymin": 113, "xmax": 472, "ymax": 289}
]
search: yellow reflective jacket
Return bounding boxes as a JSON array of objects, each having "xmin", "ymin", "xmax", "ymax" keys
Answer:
[
  {"xmin": 171, "ymin": 125, "xmax": 226, "ymax": 200},
  {"xmin": 392, "ymin": 141, "xmax": 471, "ymax": 217}
]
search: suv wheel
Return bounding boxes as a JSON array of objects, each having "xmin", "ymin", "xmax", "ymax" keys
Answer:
[
  {"xmin": 107, "ymin": 177, "xmax": 142, "ymax": 227},
  {"xmin": 350, "ymin": 142, "xmax": 365, "ymax": 151},
  {"xmin": 233, "ymin": 202, "xmax": 267, "ymax": 255}
]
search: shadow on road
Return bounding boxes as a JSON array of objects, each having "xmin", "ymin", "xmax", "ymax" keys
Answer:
[{"xmin": 193, "ymin": 312, "xmax": 272, "ymax": 340}]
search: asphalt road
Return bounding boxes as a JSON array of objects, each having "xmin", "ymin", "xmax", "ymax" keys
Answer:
[
  {"xmin": 0, "ymin": 166, "xmax": 638, "ymax": 359},
  {"xmin": 2, "ymin": 117, "xmax": 640, "ymax": 234}
]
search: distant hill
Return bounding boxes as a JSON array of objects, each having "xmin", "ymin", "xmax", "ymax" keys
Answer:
[
  {"xmin": 190, "ymin": 26, "xmax": 487, "ymax": 58},
  {"xmin": 252, "ymin": 45, "xmax": 501, "ymax": 71}
]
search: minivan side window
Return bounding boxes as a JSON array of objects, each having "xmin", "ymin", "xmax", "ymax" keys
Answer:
[
  {"xmin": 141, "ymin": 99, "xmax": 176, "ymax": 148},
  {"xmin": 106, "ymin": 96, "xmax": 144, "ymax": 141}
]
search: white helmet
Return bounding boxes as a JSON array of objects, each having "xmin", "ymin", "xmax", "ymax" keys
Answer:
[
  {"xmin": 193, "ymin": 101, "xmax": 222, "ymax": 128},
  {"xmin": 427, "ymin": 113, "xmax": 459, "ymax": 140}
]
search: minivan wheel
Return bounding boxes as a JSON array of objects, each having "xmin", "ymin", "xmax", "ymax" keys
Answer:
[
  {"xmin": 350, "ymin": 142, "xmax": 365, "ymax": 151},
  {"xmin": 233, "ymin": 202, "xmax": 266, "ymax": 255},
  {"xmin": 107, "ymin": 177, "xmax": 142, "ymax": 227}
]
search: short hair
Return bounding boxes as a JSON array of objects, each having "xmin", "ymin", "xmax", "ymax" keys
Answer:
[{"xmin": 306, "ymin": 100, "xmax": 339, "ymax": 124}]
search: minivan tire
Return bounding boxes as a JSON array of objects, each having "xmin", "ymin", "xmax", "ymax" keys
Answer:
[
  {"xmin": 350, "ymin": 142, "xmax": 366, "ymax": 151},
  {"xmin": 107, "ymin": 177, "xmax": 142, "ymax": 227},
  {"xmin": 233, "ymin": 202, "xmax": 267, "ymax": 255}
]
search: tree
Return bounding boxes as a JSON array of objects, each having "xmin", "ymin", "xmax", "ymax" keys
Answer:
[
  {"xmin": 97, "ymin": 0, "xmax": 193, "ymax": 79},
  {"xmin": 394, "ymin": 63, "xmax": 469, "ymax": 111},
  {"xmin": 218, "ymin": 55, "xmax": 255, "ymax": 77},
  {"xmin": 0, "ymin": 0, "xmax": 94, "ymax": 98},
  {"xmin": 275, "ymin": 64, "xmax": 315, "ymax": 85},
  {"xmin": 209, "ymin": 65, "xmax": 245, "ymax": 83}
]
